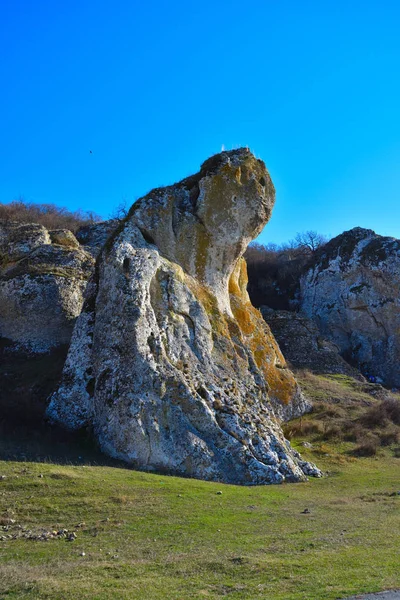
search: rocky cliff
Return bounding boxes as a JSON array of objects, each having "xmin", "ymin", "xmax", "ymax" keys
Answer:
[
  {"xmin": 300, "ymin": 227, "xmax": 400, "ymax": 388},
  {"xmin": 260, "ymin": 306, "xmax": 363, "ymax": 379},
  {"xmin": 47, "ymin": 148, "xmax": 320, "ymax": 484}
]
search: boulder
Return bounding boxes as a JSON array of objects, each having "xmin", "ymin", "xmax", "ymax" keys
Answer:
[
  {"xmin": 49, "ymin": 229, "xmax": 80, "ymax": 249},
  {"xmin": 48, "ymin": 149, "xmax": 320, "ymax": 484},
  {"xmin": 0, "ymin": 223, "xmax": 95, "ymax": 352},
  {"xmin": 300, "ymin": 227, "xmax": 400, "ymax": 388},
  {"xmin": 0, "ymin": 222, "xmax": 50, "ymax": 264}
]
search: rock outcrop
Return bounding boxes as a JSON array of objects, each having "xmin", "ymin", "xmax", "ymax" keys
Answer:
[
  {"xmin": 300, "ymin": 228, "xmax": 400, "ymax": 388},
  {"xmin": 0, "ymin": 221, "xmax": 95, "ymax": 352},
  {"xmin": 48, "ymin": 149, "xmax": 320, "ymax": 484},
  {"xmin": 260, "ymin": 307, "xmax": 363, "ymax": 378},
  {"xmin": 0, "ymin": 222, "xmax": 50, "ymax": 262}
]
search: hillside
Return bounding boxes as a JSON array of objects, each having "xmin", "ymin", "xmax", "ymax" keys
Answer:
[
  {"xmin": 1, "ymin": 373, "xmax": 400, "ymax": 600},
  {"xmin": 246, "ymin": 227, "xmax": 400, "ymax": 390}
]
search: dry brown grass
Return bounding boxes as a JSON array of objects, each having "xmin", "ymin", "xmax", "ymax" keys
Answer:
[
  {"xmin": 360, "ymin": 399, "xmax": 400, "ymax": 428},
  {"xmin": 352, "ymin": 439, "xmax": 379, "ymax": 457},
  {"xmin": 0, "ymin": 200, "xmax": 102, "ymax": 233},
  {"xmin": 284, "ymin": 371, "xmax": 400, "ymax": 457},
  {"xmin": 284, "ymin": 419, "xmax": 324, "ymax": 439}
]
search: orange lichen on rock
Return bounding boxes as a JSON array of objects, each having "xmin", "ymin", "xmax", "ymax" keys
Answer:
[
  {"xmin": 228, "ymin": 259, "xmax": 297, "ymax": 406},
  {"xmin": 188, "ymin": 258, "xmax": 298, "ymax": 407}
]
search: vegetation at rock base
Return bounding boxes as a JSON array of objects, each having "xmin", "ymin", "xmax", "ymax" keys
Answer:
[{"xmin": 1, "ymin": 373, "xmax": 400, "ymax": 600}]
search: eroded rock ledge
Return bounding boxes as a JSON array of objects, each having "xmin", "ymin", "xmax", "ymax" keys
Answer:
[{"xmin": 48, "ymin": 149, "xmax": 320, "ymax": 484}]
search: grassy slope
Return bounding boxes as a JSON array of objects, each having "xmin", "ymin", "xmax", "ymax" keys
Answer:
[{"xmin": 1, "ymin": 376, "xmax": 400, "ymax": 600}]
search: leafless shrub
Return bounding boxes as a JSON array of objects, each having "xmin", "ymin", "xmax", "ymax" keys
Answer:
[
  {"xmin": 322, "ymin": 424, "xmax": 343, "ymax": 440},
  {"xmin": 384, "ymin": 399, "xmax": 400, "ymax": 425},
  {"xmin": 352, "ymin": 438, "xmax": 379, "ymax": 457},
  {"xmin": 0, "ymin": 199, "xmax": 102, "ymax": 233},
  {"xmin": 378, "ymin": 428, "xmax": 399, "ymax": 447},
  {"xmin": 342, "ymin": 423, "xmax": 365, "ymax": 443},
  {"xmin": 109, "ymin": 199, "xmax": 129, "ymax": 221},
  {"xmin": 245, "ymin": 233, "xmax": 329, "ymax": 309},
  {"xmin": 361, "ymin": 399, "xmax": 400, "ymax": 428}
]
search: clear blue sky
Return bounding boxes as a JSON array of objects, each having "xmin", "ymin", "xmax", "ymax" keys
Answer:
[{"xmin": 1, "ymin": 1, "xmax": 399, "ymax": 245}]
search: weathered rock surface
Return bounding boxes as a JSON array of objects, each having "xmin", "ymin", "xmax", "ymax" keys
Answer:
[
  {"xmin": 49, "ymin": 229, "xmax": 80, "ymax": 249},
  {"xmin": 0, "ymin": 221, "xmax": 95, "ymax": 352},
  {"xmin": 48, "ymin": 149, "xmax": 320, "ymax": 484},
  {"xmin": 300, "ymin": 228, "xmax": 400, "ymax": 387},
  {"xmin": 260, "ymin": 306, "xmax": 363, "ymax": 378},
  {"xmin": 75, "ymin": 219, "xmax": 119, "ymax": 258},
  {"xmin": 0, "ymin": 222, "xmax": 50, "ymax": 263}
]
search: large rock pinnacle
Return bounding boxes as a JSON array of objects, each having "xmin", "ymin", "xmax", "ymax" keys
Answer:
[{"xmin": 48, "ymin": 149, "xmax": 320, "ymax": 484}]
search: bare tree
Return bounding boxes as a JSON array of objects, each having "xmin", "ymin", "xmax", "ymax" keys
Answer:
[
  {"xmin": 293, "ymin": 230, "xmax": 328, "ymax": 254},
  {"xmin": 245, "ymin": 231, "xmax": 329, "ymax": 309},
  {"xmin": 110, "ymin": 199, "xmax": 129, "ymax": 221}
]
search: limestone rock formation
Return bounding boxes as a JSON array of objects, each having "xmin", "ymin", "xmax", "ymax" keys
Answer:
[
  {"xmin": 260, "ymin": 307, "xmax": 363, "ymax": 378},
  {"xmin": 0, "ymin": 221, "xmax": 95, "ymax": 352},
  {"xmin": 300, "ymin": 227, "xmax": 400, "ymax": 388},
  {"xmin": 48, "ymin": 149, "xmax": 320, "ymax": 484}
]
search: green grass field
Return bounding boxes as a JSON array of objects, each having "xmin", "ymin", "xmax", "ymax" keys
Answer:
[{"xmin": 1, "ymin": 374, "xmax": 400, "ymax": 600}]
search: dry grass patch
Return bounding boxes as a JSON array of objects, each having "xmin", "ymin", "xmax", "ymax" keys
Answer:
[
  {"xmin": 352, "ymin": 439, "xmax": 380, "ymax": 457},
  {"xmin": 285, "ymin": 372, "xmax": 400, "ymax": 459}
]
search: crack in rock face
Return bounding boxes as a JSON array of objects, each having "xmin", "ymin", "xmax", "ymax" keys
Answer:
[
  {"xmin": 48, "ymin": 148, "xmax": 321, "ymax": 484},
  {"xmin": 300, "ymin": 227, "xmax": 400, "ymax": 388}
]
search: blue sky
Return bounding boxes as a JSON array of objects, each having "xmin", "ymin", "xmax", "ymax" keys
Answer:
[{"xmin": 1, "ymin": 1, "xmax": 399, "ymax": 245}]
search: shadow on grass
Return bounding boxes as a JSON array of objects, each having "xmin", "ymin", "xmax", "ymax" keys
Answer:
[
  {"xmin": 0, "ymin": 419, "xmax": 125, "ymax": 468},
  {"xmin": 0, "ymin": 337, "xmax": 125, "ymax": 468}
]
